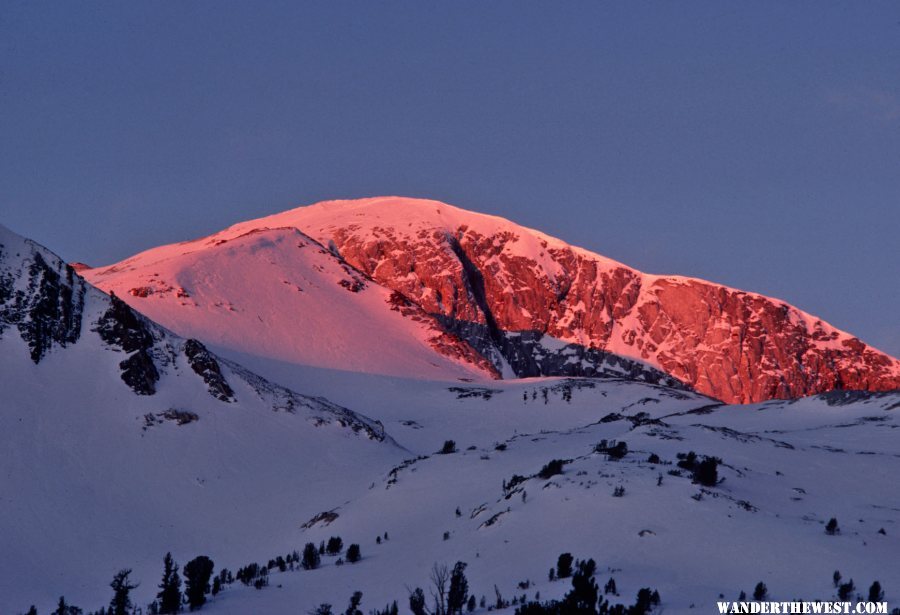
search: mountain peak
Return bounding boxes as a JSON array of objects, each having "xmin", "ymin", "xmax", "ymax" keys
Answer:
[{"xmin": 84, "ymin": 197, "xmax": 900, "ymax": 403}]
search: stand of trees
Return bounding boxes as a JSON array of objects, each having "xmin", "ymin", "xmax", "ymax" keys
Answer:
[
  {"xmin": 676, "ymin": 451, "xmax": 721, "ymax": 487},
  {"xmin": 519, "ymin": 555, "xmax": 660, "ymax": 615}
]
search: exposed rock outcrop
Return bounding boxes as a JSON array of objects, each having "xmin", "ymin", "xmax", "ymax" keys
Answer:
[
  {"xmin": 0, "ymin": 246, "xmax": 86, "ymax": 363},
  {"xmin": 94, "ymin": 293, "xmax": 160, "ymax": 395},
  {"xmin": 184, "ymin": 338, "xmax": 236, "ymax": 402},
  {"xmin": 294, "ymin": 198, "xmax": 900, "ymax": 403}
]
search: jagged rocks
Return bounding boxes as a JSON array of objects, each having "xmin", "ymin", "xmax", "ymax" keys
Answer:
[
  {"xmin": 118, "ymin": 350, "xmax": 159, "ymax": 395},
  {"xmin": 129, "ymin": 286, "xmax": 154, "ymax": 297},
  {"xmin": 0, "ymin": 248, "xmax": 86, "ymax": 363},
  {"xmin": 184, "ymin": 338, "xmax": 236, "ymax": 402},
  {"xmin": 94, "ymin": 293, "xmax": 160, "ymax": 395},
  {"xmin": 143, "ymin": 409, "xmax": 200, "ymax": 429}
]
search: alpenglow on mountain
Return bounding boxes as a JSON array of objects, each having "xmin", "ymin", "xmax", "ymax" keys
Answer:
[
  {"xmin": 83, "ymin": 197, "xmax": 900, "ymax": 404},
  {"xmin": 4, "ymin": 212, "xmax": 900, "ymax": 614}
]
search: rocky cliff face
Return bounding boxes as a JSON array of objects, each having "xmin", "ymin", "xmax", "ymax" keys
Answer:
[
  {"xmin": 276, "ymin": 198, "xmax": 899, "ymax": 403},
  {"xmin": 0, "ymin": 245, "xmax": 86, "ymax": 363}
]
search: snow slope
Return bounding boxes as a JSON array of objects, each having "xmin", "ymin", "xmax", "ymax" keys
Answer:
[
  {"xmin": 178, "ymin": 387, "xmax": 900, "ymax": 615},
  {"xmin": 81, "ymin": 225, "xmax": 493, "ymax": 381}
]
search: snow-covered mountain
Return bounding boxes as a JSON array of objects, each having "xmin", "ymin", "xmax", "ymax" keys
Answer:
[
  {"xmin": 81, "ymin": 212, "xmax": 679, "ymax": 389},
  {"xmin": 0, "ymin": 225, "xmax": 403, "ymax": 609},
  {"xmin": 84, "ymin": 197, "xmax": 900, "ymax": 403},
  {"xmin": 4, "ymin": 213, "xmax": 900, "ymax": 615}
]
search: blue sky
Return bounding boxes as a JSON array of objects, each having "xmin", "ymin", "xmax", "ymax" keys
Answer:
[{"xmin": 1, "ymin": 1, "xmax": 898, "ymax": 356}]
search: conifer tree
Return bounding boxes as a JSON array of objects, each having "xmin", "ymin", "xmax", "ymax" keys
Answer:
[
  {"xmin": 344, "ymin": 591, "xmax": 363, "ymax": 615},
  {"xmin": 302, "ymin": 542, "xmax": 321, "ymax": 570},
  {"xmin": 109, "ymin": 569, "xmax": 138, "ymax": 615},
  {"xmin": 326, "ymin": 536, "xmax": 344, "ymax": 555},
  {"xmin": 448, "ymin": 562, "xmax": 469, "ymax": 615},
  {"xmin": 158, "ymin": 552, "xmax": 182, "ymax": 614},
  {"xmin": 556, "ymin": 553, "xmax": 574, "ymax": 579},
  {"xmin": 563, "ymin": 559, "xmax": 598, "ymax": 614},
  {"xmin": 54, "ymin": 597, "xmax": 84, "ymax": 615},
  {"xmin": 409, "ymin": 588, "xmax": 427, "ymax": 615},
  {"xmin": 604, "ymin": 577, "xmax": 617, "ymax": 596},
  {"xmin": 184, "ymin": 555, "xmax": 215, "ymax": 611}
]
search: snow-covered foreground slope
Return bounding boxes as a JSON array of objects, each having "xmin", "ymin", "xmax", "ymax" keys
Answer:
[
  {"xmin": 210, "ymin": 349, "xmax": 708, "ymax": 456},
  {"xmin": 190, "ymin": 387, "xmax": 900, "ymax": 615},
  {"xmin": 8, "ymin": 350, "xmax": 899, "ymax": 613},
  {"xmin": 85, "ymin": 196, "xmax": 900, "ymax": 403},
  {"xmin": 0, "ymin": 226, "xmax": 402, "ymax": 611}
]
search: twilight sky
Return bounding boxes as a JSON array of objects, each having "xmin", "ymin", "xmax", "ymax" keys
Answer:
[{"xmin": 1, "ymin": 1, "xmax": 898, "ymax": 356}]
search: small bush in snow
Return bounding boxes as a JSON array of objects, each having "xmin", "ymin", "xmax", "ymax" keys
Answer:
[
  {"xmin": 504, "ymin": 474, "xmax": 527, "ymax": 493},
  {"xmin": 538, "ymin": 459, "xmax": 566, "ymax": 479},
  {"xmin": 595, "ymin": 440, "xmax": 628, "ymax": 460}
]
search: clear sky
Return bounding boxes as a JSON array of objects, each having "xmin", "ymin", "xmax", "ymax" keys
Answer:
[{"xmin": 1, "ymin": 1, "xmax": 898, "ymax": 356}]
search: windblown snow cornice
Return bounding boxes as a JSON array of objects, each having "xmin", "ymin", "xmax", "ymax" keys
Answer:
[{"xmin": 83, "ymin": 197, "xmax": 900, "ymax": 403}]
